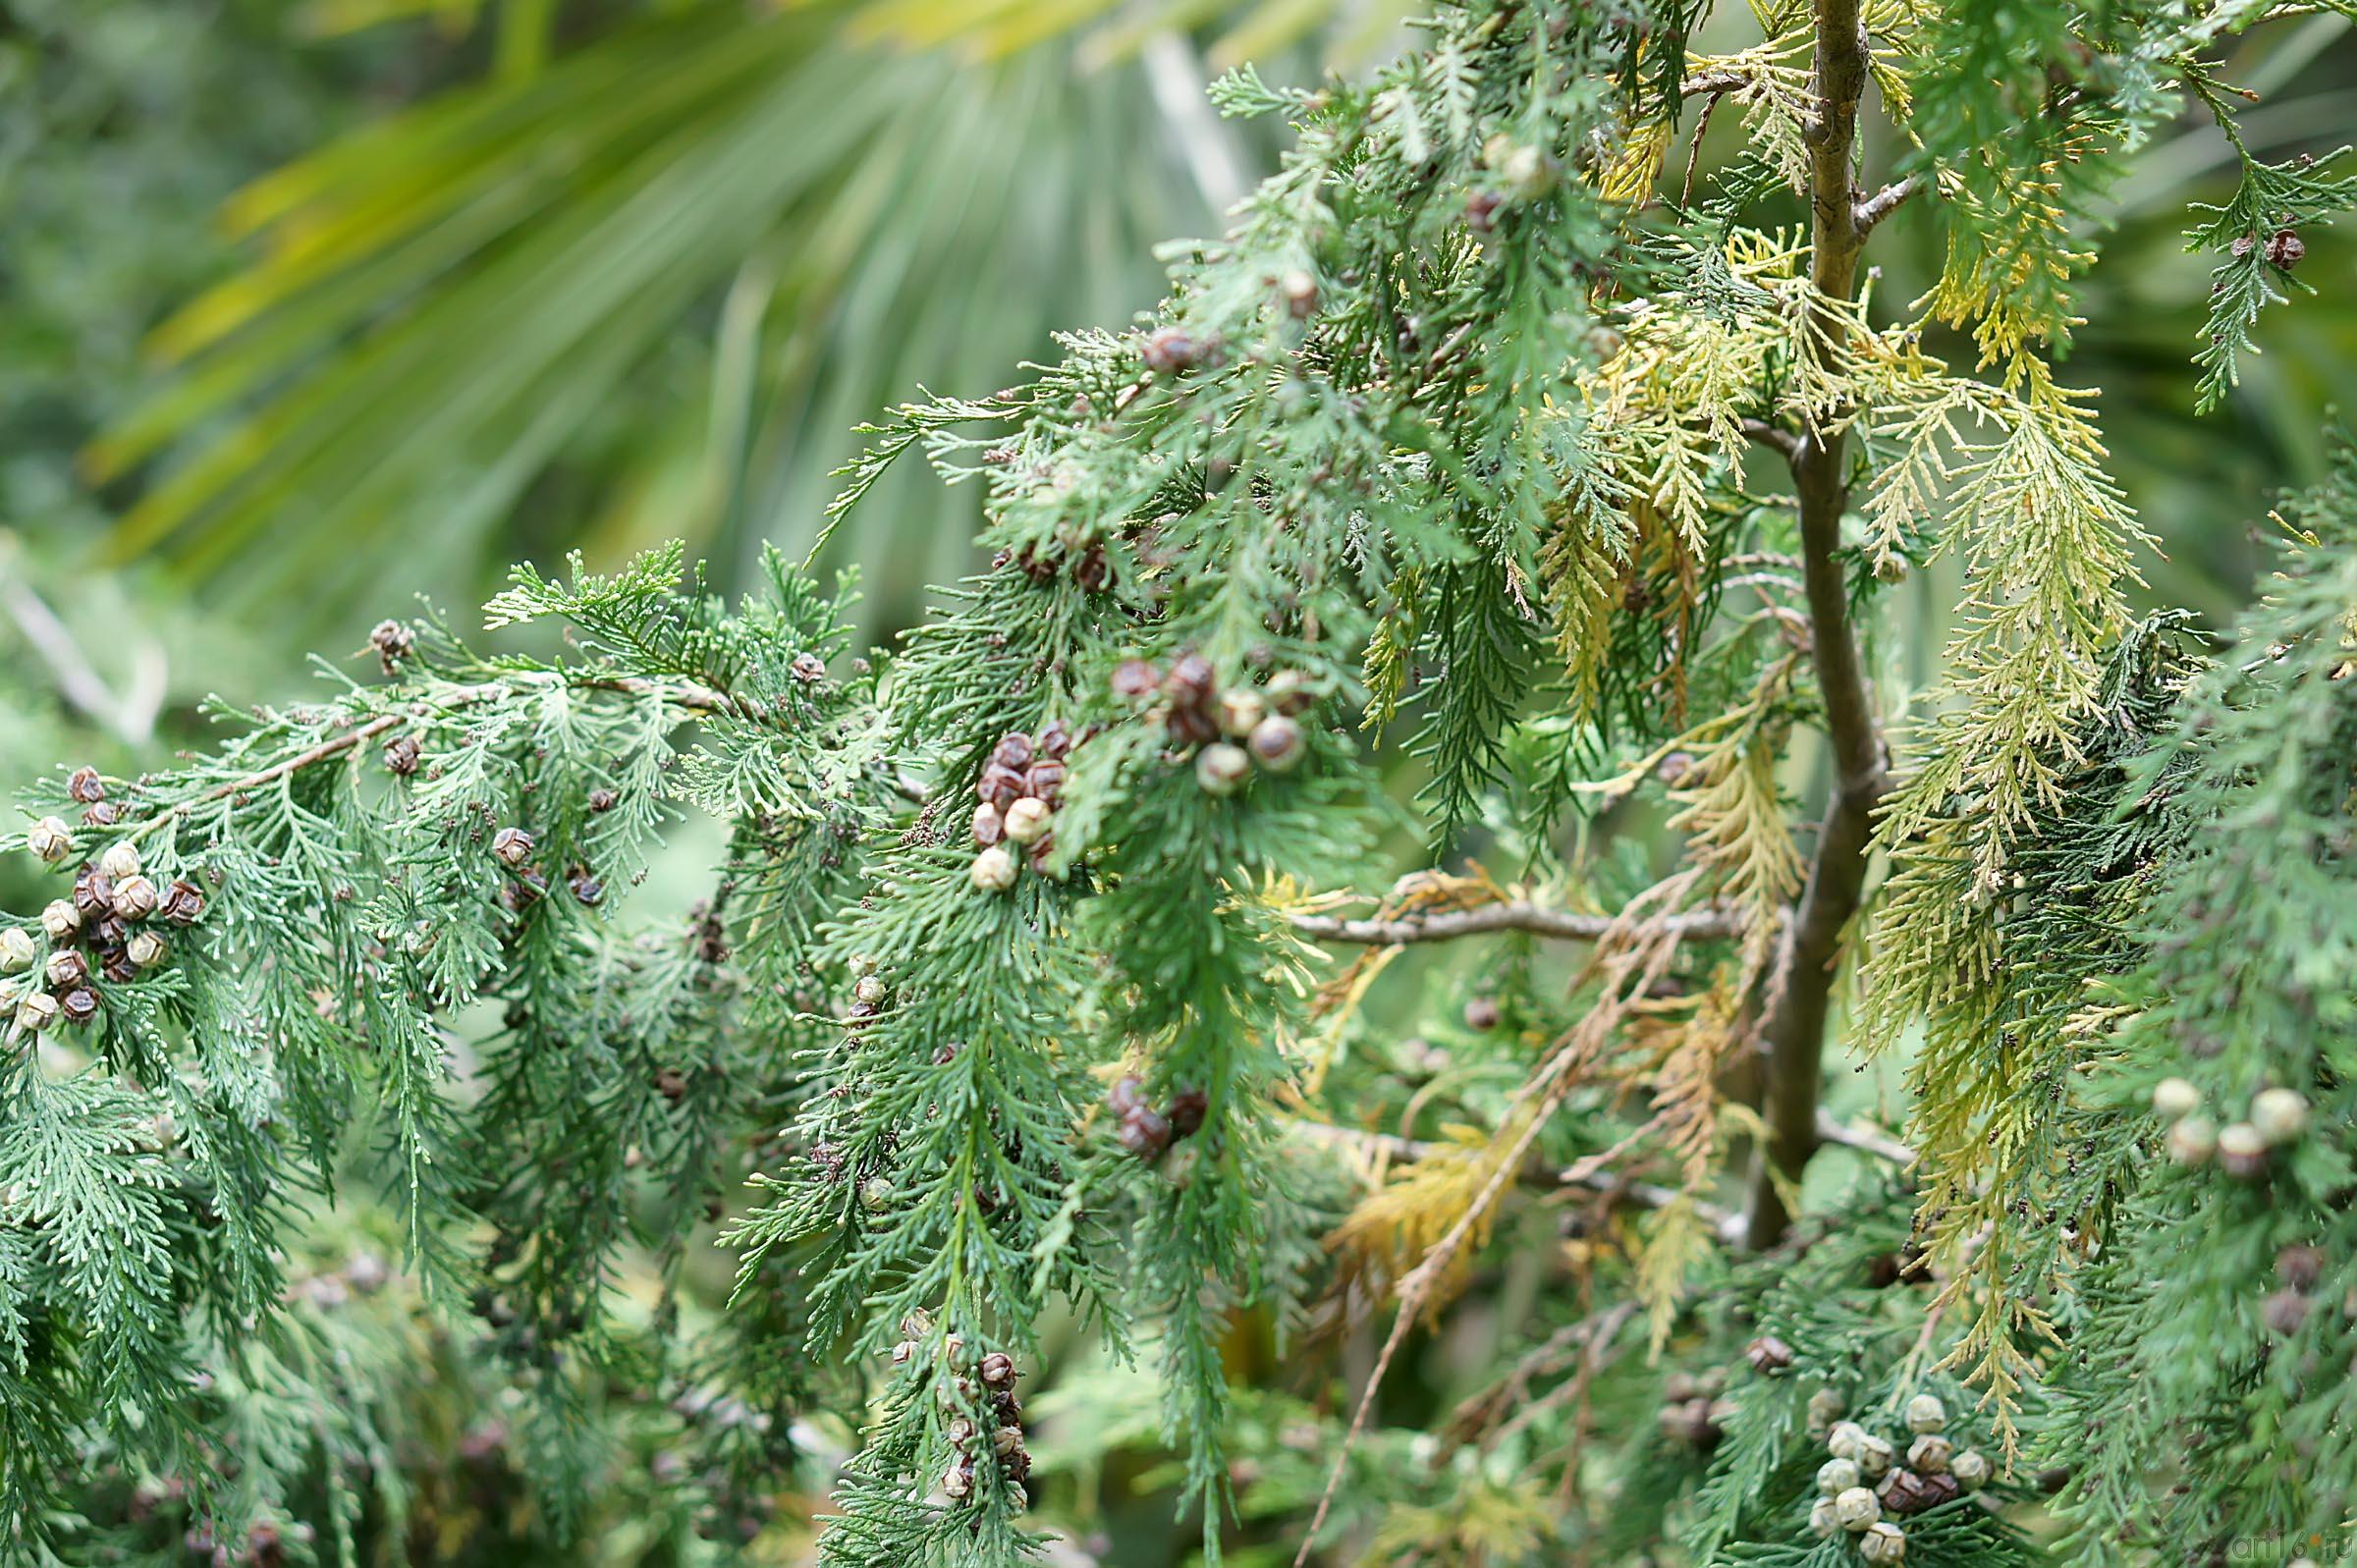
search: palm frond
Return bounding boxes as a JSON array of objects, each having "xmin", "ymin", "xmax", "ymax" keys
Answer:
[{"xmin": 91, "ymin": 0, "xmax": 1364, "ymax": 640}]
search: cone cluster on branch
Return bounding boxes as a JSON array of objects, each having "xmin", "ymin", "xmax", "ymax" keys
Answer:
[
  {"xmin": 968, "ymin": 721, "xmax": 1082, "ymax": 892},
  {"xmin": 9, "ymin": 774, "xmax": 206, "ymax": 1039},
  {"xmin": 1804, "ymin": 1394, "xmax": 1991, "ymax": 1559},
  {"xmin": 1113, "ymin": 653, "xmax": 1309, "ymax": 796}
]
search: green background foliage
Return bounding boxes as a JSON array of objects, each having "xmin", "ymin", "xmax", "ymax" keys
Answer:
[{"xmin": 7, "ymin": 0, "xmax": 2354, "ymax": 657}]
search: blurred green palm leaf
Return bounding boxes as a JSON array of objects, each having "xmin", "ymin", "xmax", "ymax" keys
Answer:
[
  {"xmin": 90, "ymin": 0, "xmax": 1413, "ymax": 639},
  {"xmin": 834, "ymin": 0, "xmax": 1407, "ymax": 65}
]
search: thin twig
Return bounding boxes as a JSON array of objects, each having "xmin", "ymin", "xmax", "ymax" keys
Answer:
[
  {"xmin": 1681, "ymin": 71, "xmax": 1751, "ymax": 97},
  {"xmin": 1488, "ymin": 1299, "xmax": 1641, "ymax": 1452},
  {"xmin": 1740, "ymin": 417, "xmax": 1803, "ymax": 460},
  {"xmin": 1291, "ymin": 907, "xmax": 1703, "ymax": 1566},
  {"xmin": 1679, "ymin": 89, "xmax": 1725, "ymax": 211},
  {"xmin": 158, "ymin": 715, "xmax": 407, "ymax": 830},
  {"xmin": 1720, "ymin": 571, "xmax": 1807, "ymax": 598},
  {"xmin": 1853, "ymin": 174, "xmax": 1923, "ymax": 236},
  {"xmin": 1447, "ymin": 1312, "xmax": 1612, "ymax": 1442},
  {"xmin": 1813, "ymin": 1108, "xmax": 1914, "ymax": 1166},
  {"xmin": 1288, "ymin": 899, "xmax": 1752, "ymax": 946},
  {"xmin": 1421, "ymin": 320, "xmax": 1479, "ymax": 379}
]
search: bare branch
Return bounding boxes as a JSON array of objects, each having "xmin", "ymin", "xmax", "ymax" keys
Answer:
[
  {"xmin": 1853, "ymin": 174, "xmax": 1923, "ymax": 236},
  {"xmin": 1290, "ymin": 922, "xmax": 1717, "ymax": 1567},
  {"xmin": 1740, "ymin": 417, "xmax": 1803, "ymax": 460},
  {"xmin": 1679, "ymin": 89, "xmax": 1725, "ymax": 210},
  {"xmin": 1288, "ymin": 899, "xmax": 1753, "ymax": 946},
  {"xmin": 141, "ymin": 714, "xmax": 407, "ymax": 838},
  {"xmin": 1681, "ymin": 70, "xmax": 1750, "ymax": 97}
]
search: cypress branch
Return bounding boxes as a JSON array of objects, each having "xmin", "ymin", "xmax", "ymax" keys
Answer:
[{"xmin": 7, "ymin": 6, "xmax": 2353, "ymax": 1564}]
